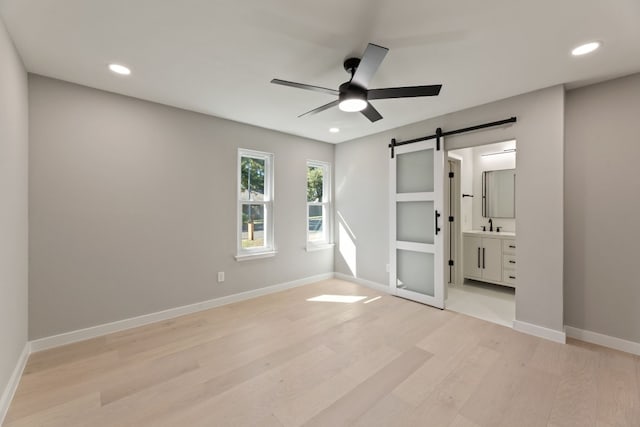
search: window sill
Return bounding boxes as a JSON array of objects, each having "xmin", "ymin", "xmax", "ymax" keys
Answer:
[
  {"xmin": 305, "ymin": 243, "xmax": 335, "ymax": 252},
  {"xmin": 235, "ymin": 251, "xmax": 277, "ymax": 262}
]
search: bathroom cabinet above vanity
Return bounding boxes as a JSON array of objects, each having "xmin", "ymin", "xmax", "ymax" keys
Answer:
[{"xmin": 463, "ymin": 231, "xmax": 516, "ymax": 288}]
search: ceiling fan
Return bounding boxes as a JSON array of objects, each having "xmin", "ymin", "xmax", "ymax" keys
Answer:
[{"xmin": 271, "ymin": 43, "xmax": 442, "ymax": 123}]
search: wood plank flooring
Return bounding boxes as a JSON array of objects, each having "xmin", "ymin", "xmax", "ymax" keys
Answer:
[{"xmin": 5, "ymin": 279, "xmax": 640, "ymax": 426}]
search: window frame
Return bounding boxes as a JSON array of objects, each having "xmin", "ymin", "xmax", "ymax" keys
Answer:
[
  {"xmin": 306, "ymin": 160, "xmax": 333, "ymax": 250},
  {"xmin": 236, "ymin": 148, "xmax": 275, "ymax": 261}
]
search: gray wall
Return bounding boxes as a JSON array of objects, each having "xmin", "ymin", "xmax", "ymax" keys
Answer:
[
  {"xmin": 565, "ymin": 72, "xmax": 640, "ymax": 344},
  {"xmin": 29, "ymin": 75, "xmax": 334, "ymax": 339},
  {"xmin": 0, "ymin": 17, "xmax": 28, "ymax": 404},
  {"xmin": 335, "ymin": 86, "xmax": 565, "ymax": 333}
]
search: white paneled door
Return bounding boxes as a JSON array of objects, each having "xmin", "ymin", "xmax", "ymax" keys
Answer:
[{"xmin": 390, "ymin": 139, "xmax": 444, "ymax": 308}]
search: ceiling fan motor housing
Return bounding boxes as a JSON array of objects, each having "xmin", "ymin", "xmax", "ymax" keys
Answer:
[{"xmin": 338, "ymin": 81, "xmax": 367, "ymax": 103}]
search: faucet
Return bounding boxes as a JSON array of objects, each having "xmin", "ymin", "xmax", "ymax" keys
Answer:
[{"xmin": 488, "ymin": 218, "xmax": 493, "ymax": 232}]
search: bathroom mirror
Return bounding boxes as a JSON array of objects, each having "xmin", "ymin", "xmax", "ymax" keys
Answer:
[{"xmin": 482, "ymin": 169, "xmax": 515, "ymax": 218}]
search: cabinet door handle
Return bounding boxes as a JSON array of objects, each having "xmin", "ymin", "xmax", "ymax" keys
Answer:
[
  {"xmin": 477, "ymin": 248, "xmax": 480, "ymax": 268},
  {"xmin": 509, "ymin": 275, "xmax": 516, "ymax": 279},
  {"xmin": 509, "ymin": 245, "xmax": 516, "ymax": 249},
  {"xmin": 435, "ymin": 210, "xmax": 441, "ymax": 235},
  {"xmin": 482, "ymin": 248, "xmax": 485, "ymax": 269},
  {"xmin": 509, "ymin": 260, "xmax": 516, "ymax": 264}
]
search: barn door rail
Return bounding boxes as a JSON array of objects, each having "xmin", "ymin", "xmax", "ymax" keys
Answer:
[{"xmin": 389, "ymin": 116, "xmax": 517, "ymax": 158}]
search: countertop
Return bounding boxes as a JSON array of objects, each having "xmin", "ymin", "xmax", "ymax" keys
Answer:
[{"xmin": 463, "ymin": 230, "xmax": 516, "ymax": 238}]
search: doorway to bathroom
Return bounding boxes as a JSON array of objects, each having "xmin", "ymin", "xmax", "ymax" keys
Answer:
[{"xmin": 445, "ymin": 140, "xmax": 516, "ymax": 327}]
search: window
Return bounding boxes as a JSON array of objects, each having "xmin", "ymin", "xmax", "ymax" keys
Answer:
[
  {"xmin": 237, "ymin": 149, "xmax": 274, "ymax": 260},
  {"xmin": 307, "ymin": 160, "xmax": 332, "ymax": 249}
]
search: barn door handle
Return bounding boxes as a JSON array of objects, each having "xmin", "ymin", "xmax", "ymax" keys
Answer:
[{"xmin": 435, "ymin": 210, "xmax": 441, "ymax": 235}]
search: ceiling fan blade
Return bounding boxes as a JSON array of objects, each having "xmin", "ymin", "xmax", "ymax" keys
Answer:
[
  {"xmin": 350, "ymin": 43, "xmax": 389, "ymax": 89},
  {"xmin": 368, "ymin": 85, "xmax": 442, "ymax": 100},
  {"xmin": 298, "ymin": 100, "xmax": 340, "ymax": 118},
  {"xmin": 271, "ymin": 79, "xmax": 339, "ymax": 96},
  {"xmin": 360, "ymin": 102, "xmax": 383, "ymax": 123}
]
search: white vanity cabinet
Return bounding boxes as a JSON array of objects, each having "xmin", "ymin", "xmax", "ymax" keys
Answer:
[
  {"xmin": 502, "ymin": 239, "xmax": 517, "ymax": 286},
  {"xmin": 463, "ymin": 235, "xmax": 482, "ymax": 278},
  {"xmin": 463, "ymin": 231, "xmax": 516, "ymax": 288}
]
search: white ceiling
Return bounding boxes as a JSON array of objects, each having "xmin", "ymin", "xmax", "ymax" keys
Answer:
[{"xmin": 2, "ymin": 0, "xmax": 640, "ymax": 143}]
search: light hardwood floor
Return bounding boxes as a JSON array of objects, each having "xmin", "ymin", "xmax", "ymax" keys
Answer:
[{"xmin": 5, "ymin": 279, "xmax": 640, "ymax": 426}]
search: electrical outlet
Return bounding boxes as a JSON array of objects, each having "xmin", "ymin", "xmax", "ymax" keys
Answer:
[{"xmin": 217, "ymin": 272, "xmax": 225, "ymax": 283}]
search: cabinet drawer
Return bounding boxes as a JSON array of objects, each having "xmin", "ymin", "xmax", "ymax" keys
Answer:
[
  {"xmin": 504, "ymin": 271, "xmax": 517, "ymax": 285},
  {"xmin": 503, "ymin": 239, "xmax": 516, "ymax": 254},
  {"xmin": 503, "ymin": 255, "xmax": 516, "ymax": 269}
]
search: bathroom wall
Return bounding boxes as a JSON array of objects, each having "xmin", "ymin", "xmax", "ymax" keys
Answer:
[
  {"xmin": 471, "ymin": 140, "xmax": 517, "ymax": 232},
  {"xmin": 450, "ymin": 140, "xmax": 516, "ymax": 235}
]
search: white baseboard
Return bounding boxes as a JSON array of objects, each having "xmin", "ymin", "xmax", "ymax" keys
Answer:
[
  {"xmin": 30, "ymin": 273, "xmax": 333, "ymax": 353},
  {"xmin": 513, "ymin": 320, "xmax": 566, "ymax": 344},
  {"xmin": 565, "ymin": 326, "xmax": 640, "ymax": 356},
  {"xmin": 0, "ymin": 342, "xmax": 30, "ymax": 425},
  {"xmin": 333, "ymin": 273, "xmax": 391, "ymax": 294}
]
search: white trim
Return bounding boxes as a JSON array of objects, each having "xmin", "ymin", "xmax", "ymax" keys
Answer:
[
  {"xmin": 234, "ymin": 250, "xmax": 277, "ymax": 261},
  {"xmin": 447, "ymin": 152, "xmax": 463, "ymax": 161},
  {"xmin": 30, "ymin": 273, "xmax": 333, "ymax": 353},
  {"xmin": 237, "ymin": 148, "xmax": 275, "ymax": 259},
  {"xmin": 513, "ymin": 320, "xmax": 566, "ymax": 344},
  {"xmin": 565, "ymin": 326, "xmax": 640, "ymax": 356},
  {"xmin": 395, "ymin": 140, "xmax": 433, "ymax": 155},
  {"xmin": 396, "ymin": 241, "xmax": 435, "ymax": 253},
  {"xmin": 396, "ymin": 192, "xmax": 435, "ymax": 202},
  {"xmin": 305, "ymin": 243, "xmax": 335, "ymax": 252},
  {"xmin": 445, "ymin": 156, "xmax": 463, "ymax": 287},
  {"xmin": 306, "ymin": 160, "xmax": 332, "ymax": 247},
  {"xmin": 334, "ymin": 273, "xmax": 391, "ymax": 294},
  {"xmin": 0, "ymin": 342, "xmax": 30, "ymax": 425}
]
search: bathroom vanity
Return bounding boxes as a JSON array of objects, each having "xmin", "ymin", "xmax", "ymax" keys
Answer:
[{"xmin": 463, "ymin": 230, "xmax": 516, "ymax": 288}]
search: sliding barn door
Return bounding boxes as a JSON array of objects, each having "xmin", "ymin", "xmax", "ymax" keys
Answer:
[{"xmin": 390, "ymin": 139, "xmax": 444, "ymax": 308}]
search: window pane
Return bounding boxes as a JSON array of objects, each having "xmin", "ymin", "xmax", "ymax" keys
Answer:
[
  {"xmin": 307, "ymin": 166, "xmax": 324, "ymax": 202},
  {"xmin": 241, "ymin": 204, "xmax": 265, "ymax": 249},
  {"xmin": 397, "ymin": 249, "xmax": 434, "ymax": 297},
  {"xmin": 397, "ymin": 149, "xmax": 434, "ymax": 193},
  {"xmin": 240, "ymin": 157, "xmax": 266, "ymax": 201},
  {"xmin": 397, "ymin": 201, "xmax": 434, "ymax": 244},
  {"xmin": 308, "ymin": 205, "xmax": 324, "ymax": 242}
]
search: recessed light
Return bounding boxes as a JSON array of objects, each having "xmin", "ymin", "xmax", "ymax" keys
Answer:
[
  {"xmin": 108, "ymin": 63, "xmax": 131, "ymax": 75},
  {"xmin": 329, "ymin": 127, "xmax": 340, "ymax": 133},
  {"xmin": 571, "ymin": 42, "xmax": 601, "ymax": 56}
]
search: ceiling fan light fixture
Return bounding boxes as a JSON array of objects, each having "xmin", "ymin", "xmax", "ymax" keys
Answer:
[
  {"xmin": 338, "ymin": 83, "xmax": 368, "ymax": 112},
  {"xmin": 338, "ymin": 98, "xmax": 367, "ymax": 112}
]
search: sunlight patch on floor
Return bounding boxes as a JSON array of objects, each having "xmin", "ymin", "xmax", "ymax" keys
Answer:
[{"xmin": 306, "ymin": 294, "xmax": 368, "ymax": 303}]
